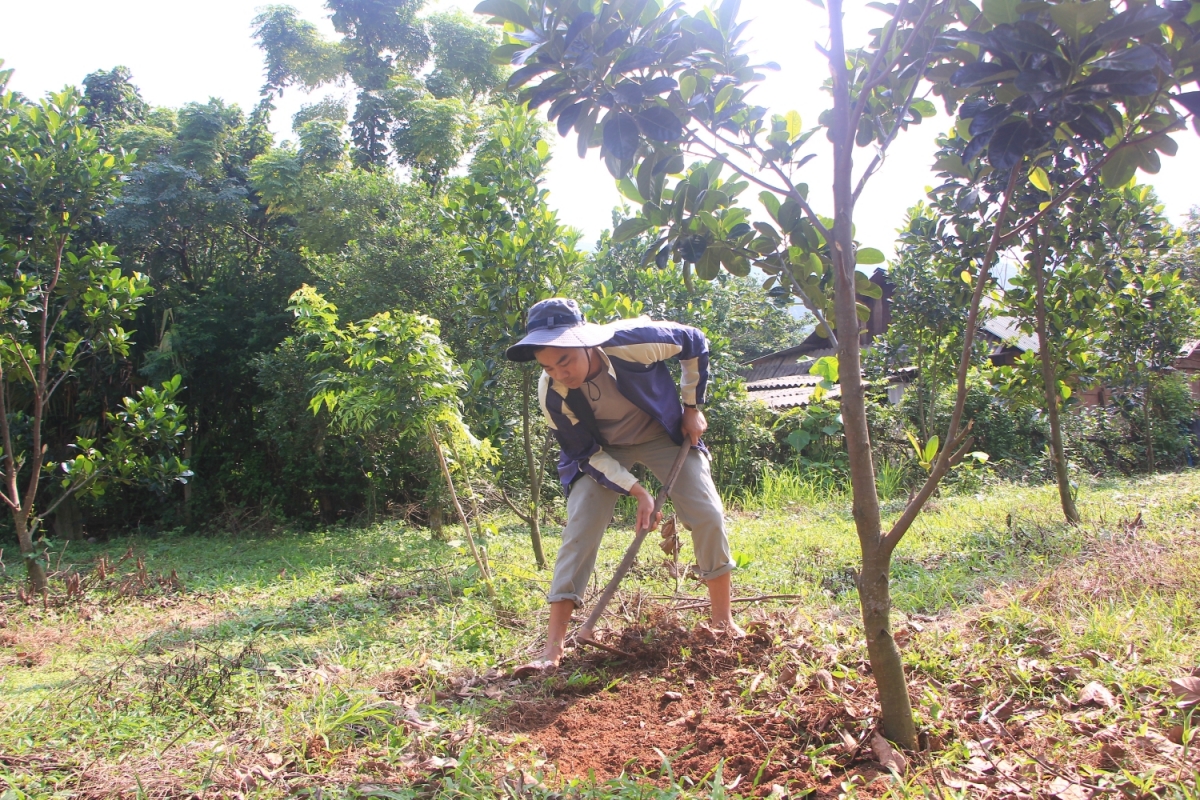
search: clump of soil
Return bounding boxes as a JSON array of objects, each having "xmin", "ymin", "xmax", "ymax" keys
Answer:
[{"xmin": 494, "ymin": 609, "xmax": 885, "ymax": 796}]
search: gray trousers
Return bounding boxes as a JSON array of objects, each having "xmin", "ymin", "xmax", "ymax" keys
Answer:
[{"xmin": 547, "ymin": 434, "xmax": 734, "ymax": 606}]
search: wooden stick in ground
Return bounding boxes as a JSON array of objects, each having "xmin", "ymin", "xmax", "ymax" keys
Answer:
[
  {"xmin": 427, "ymin": 422, "xmax": 495, "ymax": 599},
  {"xmin": 576, "ymin": 441, "xmax": 692, "ymax": 654}
]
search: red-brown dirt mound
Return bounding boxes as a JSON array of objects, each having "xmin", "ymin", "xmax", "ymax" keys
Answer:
[{"xmin": 494, "ymin": 612, "xmax": 889, "ymax": 796}]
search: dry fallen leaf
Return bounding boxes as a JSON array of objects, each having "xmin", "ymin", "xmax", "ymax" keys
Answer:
[
  {"xmin": 838, "ymin": 729, "xmax": 857, "ymax": 753},
  {"xmin": 1168, "ymin": 676, "xmax": 1200, "ymax": 709},
  {"xmin": 1099, "ymin": 742, "xmax": 1128, "ymax": 768},
  {"xmin": 811, "ymin": 669, "xmax": 835, "ymax": 691},
  {"xmin": 264, "ymin": 752, "xmax": 283, "ymax": 767},
  {"xmin": 660, "ymin": 690, "xmax": 683, "ymax": 703},
  {"xmin": 871, "ymin": 731, "xmax": 907, "ymax": 773},
  {"xmin": 964, "ymin": 757, "xmax": 994, "ymax": 776},
  {"xmin": 1078, "ymin": 681, "xmax": 1116, "ymax": 708},
  {"xmin": 778, "ymin": 664, "xmax": 798, "ymax": 688},
  {"xmin": 1048, "ymin": 776, "xmax": 1090, "ymax": 800},
  {"xmin": 990, "ymin": 695, "xmax": 1017, "ymax": 721}
]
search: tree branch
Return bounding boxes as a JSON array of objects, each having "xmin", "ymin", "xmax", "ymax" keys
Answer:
[
  {"xmin": 5, "ymin": 334, "xmax": 37, "ymax": 385},
  {"xmin": 38, "ymin": 473, "xmax": 101, "ymax": 521},
  {"xmin": 501, "ymin": 488, "xmax": 533, "ymax": 524},
  {"xmin": 0, "ymin": 365, "xmax": 17, "ymax": 512},
  {"xmin": 883, "ymin": 428, "xmax": 974, "ymax": 555},
  {"xmin": 882, "ymin": 166, "xmax": 1021, "ymax": 550},
  {"xmin": 997, "ymin": 121, "xmax": 1183, "ymax": 248},
  {"xmin": 864, "ymin": 0, "xmax": 937, "ymax": 93},
  {"xmin": 856, "ymin": 0, "xmax": 911, "ymax": 104},
  {"xmin": 778, "ymin": 258, "xmax": 839, "ymax": 347},
  {"xmin": 692, "ymin": 126, "xmax": 837, "ymax": 246},
  {"xmin": 852, "ymin": 30, "xmax": 939, "ymax": 205},
  {"xmin": 687, "ymin": 131, "xmax": 791, "ymax": 198}
]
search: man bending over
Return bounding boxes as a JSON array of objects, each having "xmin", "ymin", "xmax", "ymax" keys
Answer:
[{"xmin": 505, "ymin": 298, "xmax": 743, "ymax": 677}]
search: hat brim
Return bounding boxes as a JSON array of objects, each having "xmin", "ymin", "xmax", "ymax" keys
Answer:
[{"xmin": 505, "ymin": 321, "xmax": 616, "ymax": 362}]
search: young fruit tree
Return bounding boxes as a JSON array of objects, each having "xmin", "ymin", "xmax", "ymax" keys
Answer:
[
  {"xmin": 445, "ymin": 103, "xmax": 583, "ymax": 569},
  {"xmin": 288, "ymin": 285, "xmax": 496, "ymax": 597},
  {"xmin": 478, "ymin": 0, "xmax": 1200, "ymax": 745},
  {"xmin": 0, "ymin": 85, "xmax": 191, "ymax": 591}
]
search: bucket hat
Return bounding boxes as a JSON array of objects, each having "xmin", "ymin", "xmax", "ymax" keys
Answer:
[{"xmin": 505, "ymin": 298, "xmax": 615, "ymax": 362}]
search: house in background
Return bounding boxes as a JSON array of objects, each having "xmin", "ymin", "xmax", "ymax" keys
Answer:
[
  {"xmin": 744, "ymin": 270, "xmax": 1200, "ymax": 411},
  {"xmin": 743, "ymin": 269, "xmax": 1051, "ymax": 410}
]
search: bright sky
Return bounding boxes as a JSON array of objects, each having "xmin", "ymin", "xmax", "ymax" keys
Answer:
[{"xmin": 2, "ymin": 0, "xmax": 1197, "ymax": 260}]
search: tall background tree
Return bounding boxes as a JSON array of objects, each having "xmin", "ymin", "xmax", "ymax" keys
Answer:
[{"xmin": 0, "ymin": 86, "xmax": 190, "ymax": 589}]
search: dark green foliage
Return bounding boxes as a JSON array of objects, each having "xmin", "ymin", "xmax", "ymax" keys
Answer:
[
  {"xmin": 930, "ymin": 375, "xmax": 1047, "ymax": 475},
  {"xmin": 1065, "ymin": 374, "xmax": 1197, "ymax": 475},
  {"xmin": 81, "ymin": 66, "xmax": 148, "ymax": 134},
  {"xmin": 254, "ymin": 2, "xmax": 505, "ymax": 180}
]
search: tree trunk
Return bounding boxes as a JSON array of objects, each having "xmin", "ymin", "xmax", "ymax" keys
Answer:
[
  {"xmin": 827, "ymin": 0, "xmax": 915, "ymax": 748},
  {"xmin": 1145, "ymin": 377, "xmax": 1155, "ymax": 473},
  {"xmin": 15, "ymin": 516, "xmax": 47, "ymax": 592},
  {"xmin": 521, "ymin": 369, "xmax": 547, "ymax": 569},
  {"xmin": 52, "ymin": 492, "xmax": 86, "ymax": 540},
  {"xmin": 1030, "ymin": 234, "xmax": 1080, "ymax": 524},
  {"xmin": 428, "ymin": 503, "xmax": 444, "ymax": 539}
]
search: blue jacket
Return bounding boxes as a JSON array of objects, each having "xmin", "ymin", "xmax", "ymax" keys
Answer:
[{"xmin": 538, "ymin": 318, "xmax": 710, "ymax": 495}]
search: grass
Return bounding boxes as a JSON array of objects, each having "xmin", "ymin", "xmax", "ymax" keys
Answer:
[{"xmin": 0, "ymin": 471, "xmax": 1198, "ymax": 798}]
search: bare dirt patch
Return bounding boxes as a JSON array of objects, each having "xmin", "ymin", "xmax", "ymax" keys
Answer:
[{"xmin": 493, "ymin": 612, "xmax": 888, "ymax": 796}]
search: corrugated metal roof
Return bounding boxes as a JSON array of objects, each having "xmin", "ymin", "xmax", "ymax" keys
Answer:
[
  {"xmin": 742, "ymin": 339, "xmax": 838, "ymax": 381},
  {"xmin": 744, "ymin": 374, "xmax": 824, "ymax": 391},
  {"xmin": 981, "ymin": 316, "xmax": 1038, "ymax": 354},
  {"xmin": 747, "ymin": 383, "xmax": 842, "ymax": 409}
]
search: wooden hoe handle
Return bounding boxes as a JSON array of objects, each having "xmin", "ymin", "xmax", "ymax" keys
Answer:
[{"xmin": 576, "ymin": 441, "xmax": 692, "ymax": 653}]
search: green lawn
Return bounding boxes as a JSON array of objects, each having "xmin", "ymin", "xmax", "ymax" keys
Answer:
[{"xmin": 1, "ymin": 472, "xmax": 1198, "ymax": 798}]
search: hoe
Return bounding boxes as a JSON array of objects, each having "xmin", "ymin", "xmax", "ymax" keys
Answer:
[{"xmin": 574, "ymin": 441, "xmax": 692, "ymax": 659}]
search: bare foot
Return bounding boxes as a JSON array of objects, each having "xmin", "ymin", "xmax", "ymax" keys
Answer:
[
  {"xmin": 512, "ymin": 659, "xmax": 559, "ymax": 679},
  {"xmin": 721, "ymin": 620, "xmax": 747, "ymax": 639}
]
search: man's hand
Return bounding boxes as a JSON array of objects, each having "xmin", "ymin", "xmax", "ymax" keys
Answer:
[
  {"xmin": 682, "ymin": 406, "xmax": 707, "ymax": 446},
  {"xmin": 630, "ymin": 482, "xmax": 661, "ymax": 533}
]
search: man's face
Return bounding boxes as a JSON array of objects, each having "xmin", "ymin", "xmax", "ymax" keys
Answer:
[{"xmin": 534, "ymin": 346, "xmax": 592, "ymax": 389}]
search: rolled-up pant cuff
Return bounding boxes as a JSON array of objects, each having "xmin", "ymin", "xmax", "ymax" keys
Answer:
[
  {"xmin": 697, "ymin": 562, "xmax": 735, "ymax": 582},
  {"xmin": 546, "ymin": 593, "xmax": 584, "ymax": 607}
]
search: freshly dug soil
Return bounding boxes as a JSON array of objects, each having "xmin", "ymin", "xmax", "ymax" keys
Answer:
[{"xmin": 493, "ymin": 612, "xmax": 888, "ymax": 796}]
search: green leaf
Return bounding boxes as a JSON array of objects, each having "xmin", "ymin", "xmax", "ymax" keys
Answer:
[
  {"xmin": 910, "ymin": 99, "xmax": 937, "ymax": 118},
  {"xmin": 982, "ymin": 0, "xmax": 1020, "ymax": 25},
  {"xmin": 1028, "ymin": 165, "xmax": 1051, "ymax": 193},
  {"xmin": 489, "ymin": 43, "xmax": 523, "ymax": 65},
  {"xmin": 714, "ymin": 84, "xmax": 736, "ymax": 112},
  {"xmin": 1049, "ymin": 1, "xmax": 1110, "ymax": 40},
  {"xmin": 856, "ymin": 247, "xmax": 885, "ymax": 265},
  {"xmin": 787, "ymin": 429, "xmax": 812, "ymax": 452},
  {"xmin": 759, "ymin": 191, "xmax": 781, "ymax": 220},
  {"xmin": 1101, "ymin": 146, "xmax": 1139, "ymax": 187},
  {"xmin": 617, "ymin": 177, "xmax": 646, "ymax": 204},
  {"xmin": 473, "ymin": 0, "xmax": 534, "ymax": 28},
  {"xmin": 809, "ymin": 355, "xmax": 839, "ymax": 384},
  {"xmin": 695, "ymin": 248, "xmax": 721, "ymax": 280},
  {"xmin": 680, "ymin": 74, "xmax": 697, "ymax": 101},
  {"xmin": 612, "ymin": 217, "xmax": 652, "ymax": 242},
  {"xmin": 785, "ymin": 110, "xmax": 803, "ymax": 141},
  {"xmin": 923, "ymin": 435, "xmax": 940, "ymax": 464}
]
